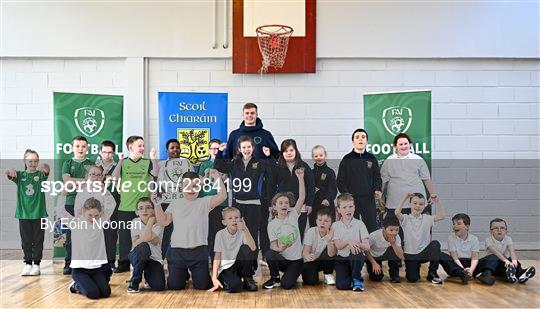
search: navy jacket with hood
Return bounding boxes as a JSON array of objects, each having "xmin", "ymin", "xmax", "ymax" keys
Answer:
[{"xmin": 226, "ymin": 118, "xmax": 280, "ymax": 160}]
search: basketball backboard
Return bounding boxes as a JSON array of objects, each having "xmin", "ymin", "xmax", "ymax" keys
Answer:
[{"xmin": 233, "ymin": 0, "xmax": 316, "ymax": 73}]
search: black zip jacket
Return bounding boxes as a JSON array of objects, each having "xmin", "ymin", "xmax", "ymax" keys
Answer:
[
  {"xmin": 268, "ymin": 160, "xmax": 315, "ymax": 206},
  {"xmin": 312, "ymin": 162, "xmax": 337, "ymax": 208},
  {"xmin": 337, "ymin": 150, "xmax": 382, "ymax": 197},
  {"xmin": 214, "ymin": 151, "xmax": 271, "ymax": 201}
]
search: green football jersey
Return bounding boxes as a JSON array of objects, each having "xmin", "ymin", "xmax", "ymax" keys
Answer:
[
  {"xmin": 118, "ymin": 158, "xmax": 152, "ymax": 212},
  {"xmin": 11, "ymin": 170, "xmax": 48, "ymax": 219},
  {"xmin": 62, "ymin": 158, "xmax": 93, "ymax": 205}
]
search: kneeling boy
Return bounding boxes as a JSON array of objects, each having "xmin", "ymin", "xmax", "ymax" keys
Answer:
[{"xmin": 209, "ymin": 207, "xmax": 257, "ymax": 292}]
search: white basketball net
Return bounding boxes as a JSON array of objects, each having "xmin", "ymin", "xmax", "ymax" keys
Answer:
[{"xmin": 256, "ymin": 25, "xmax": 293, "ymax": 73}]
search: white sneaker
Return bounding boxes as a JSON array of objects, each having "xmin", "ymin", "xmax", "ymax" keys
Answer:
[
  {"xmin": 29, "ymin": 265, "xmax": 40, "ymax": 276},
  {"xmin": 324, "ymin": 274, "xmax": 336, "ymax": 285},
  {"xmin": 20, "ymin": 264, "xmax": 32, "ymax": 276},
  {"xmin": 259, "ymin": 259, "xmax": 269, "ymax": 267}
]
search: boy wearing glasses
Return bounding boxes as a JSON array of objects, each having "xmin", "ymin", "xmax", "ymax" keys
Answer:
[
  {"xmin": 98, "ymin": 140, "xmax": 120, "ymax": 270},
  {"xmin": 127, "ymin": 197, "xmax": 165, "ymax": 293},
  {"xmin": 476, "ymin": 218, "xmax": 535, "ymax": 284}
]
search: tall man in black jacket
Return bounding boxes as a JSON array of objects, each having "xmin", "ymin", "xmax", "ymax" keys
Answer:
[{"xmin": 337, "ymin": 129, "xmax": 382, "ymax": 233}]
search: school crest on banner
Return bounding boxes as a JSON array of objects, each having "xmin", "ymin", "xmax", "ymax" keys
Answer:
[{"xmin": 177, "ymin": 128, "xmax": 210, "ymax": 164}]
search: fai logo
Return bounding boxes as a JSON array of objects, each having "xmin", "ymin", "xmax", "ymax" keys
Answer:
[
  {"xmin": 74, "ymin": 107, "xmax": 105, "ymax": 137},
  {"xmin": 164, "ymin": 159, "xmax": 188, "ymax": 183},
  {"xmin": 382, "ymin": 106, "xmax": 412, "ymax": 136},
  {"xmin": 177, "ymin": 128, "xmax": 210, "ymax": 164}
]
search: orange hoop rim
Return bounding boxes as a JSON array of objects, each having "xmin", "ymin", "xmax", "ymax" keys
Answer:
[{"xmin": 255, "ymin": 24, "xmax": 294, "ymax": 36}]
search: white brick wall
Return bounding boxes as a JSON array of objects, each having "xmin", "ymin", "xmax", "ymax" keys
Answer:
[
  {"xmin": 0, "ymin": 58, "xmax": 126, "ymax": 248},
  {"xmin": 1, "ymin": 57, "xmax": 539, "ymax": 249}
]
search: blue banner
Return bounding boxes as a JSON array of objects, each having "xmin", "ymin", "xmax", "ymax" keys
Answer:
[{"xmin": 158, "ymin": 92, "xmax": 228, "ymax": 163}]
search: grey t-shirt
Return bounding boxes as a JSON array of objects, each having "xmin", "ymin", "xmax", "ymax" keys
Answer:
[
  {"xmin": 332, "ymin": 218, "xmax": 369, "ymax": 257},
  {"xmin": 166, "ymin": 196, "xmax": 212, "ymax": 248},
  {"xmin": 303, "ymin": 227, "xmax": 329, "ymax": 261},
  {"xmin": 268, "ymin": 210, "xmax": 303, "ymax": 260},
  {"xmin": 131, "ymin": 218, "xmax": 164, "ymax": 263},
  {"xmin": 485, "ymin": 234, "xmax": 513, "ymax": 256},
  {"xmin": 369, "ymin": 229, "xmax": 402, "ymax": 258},
  {"xmin": 401, "ymin": 214, "xmax": 434, "ymax": 255},
  {"xmin": 214, "ymin": 228, "xmax": 247, "ymax": 274},
  {"xmin": 70, "ymin": 213, "xmax": 111, "ymax": 269},
  {"xmin": 381, "ymin": 153, "xmax": 430, "ymax": 209},
  {"xmin": 448, "ymin": 233, "xmax": 480, "ymax": 259}
]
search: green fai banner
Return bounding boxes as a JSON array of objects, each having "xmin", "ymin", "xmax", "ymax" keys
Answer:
[
  {"xmin": 363, "ymin": 90, "xmax": 431, "ymax": 168},
  {"xmin": 53, "ymin": 92, "xmax": 123, "ymax": 258}
]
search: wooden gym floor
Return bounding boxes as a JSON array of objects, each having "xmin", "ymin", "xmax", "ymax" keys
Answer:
[{"xmin": 1, "ymin": 250, "xmax": 539, "ymax": 308}]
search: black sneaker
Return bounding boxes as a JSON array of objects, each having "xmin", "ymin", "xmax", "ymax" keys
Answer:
[
  {"xmin": 390, "ymin": 277, "xmax": 401, "ymax": 283},
  {"xmin": 506, "ymin": 265, "xmax": 517, "ymax": 283},
  {"xmin": 63, "ymin": 265, "xmax": 72, "ymax": 275},
  {"xmin": 263, "ymin": 277, "xmax": 280, "ymax": 289},
  {"xmin": 243, "ymin": 276, "xmax": 258, "ymax": 291},
  {"xmin": 68, "ymin": 281, "xmax": 79, "ymax": 294},
  {"xmin": 476, "ymin": 270, "xmax": 496, "ymax": 285},
  {"xmin": 518, "ymin": 267, "xmax": 535, "ymax": 284},
  {"xmin": 115, "ymin": 264, "xmax": 130, "ymax": 273},
  {"xmin": 427, "ymin": 272, "xmax": 443, "ymax": 284},
  {"xmin": 459, "ymin": 269, "xmax": 471, "ymax": 284},
  {"xmin": 127, "ymin": 284, "xmax": 140, "ymax": 293}
]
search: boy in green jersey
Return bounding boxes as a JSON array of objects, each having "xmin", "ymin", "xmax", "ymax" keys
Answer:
[
  {"xmin": 112, "ymin": 136, "xmax": 158, "ymax": 273},
  {"xmin": 62, "ymin": 136, "xmax": 93, "ymax": 275}
]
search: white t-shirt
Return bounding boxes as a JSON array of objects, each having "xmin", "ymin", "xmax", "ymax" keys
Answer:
[
  {"xmin": 70, "ymin": 213, "xmax": 112, "ymax": 269},
  {"xmin": 214, "ymin": 228, "xmax": 248, "ymax": 274},
  {"xmin": 166, "ymin": 196, "xmax": 212, "ymax": 248},
  {"xmin": 130, "ymin": 218, "xmax": 164, "ymax": 263},
  {"xmin": 485, "ymin": 234, "xmax": 513, "ymax": 257},
  {"xmin": 158, "ymin": 158, "xmax": 194, "ymax": 203},
  {"xmin": 381, "ymin": 153, "xmax": 430, "ymax": 209},
  {"xmin": 332, "ymin": 218, "xmax": 369, "ymax": 257},
  {"xmin": 303, "ymin": 227, "xmax": 330, "ymax": 261},
  {"xmin": 401, "ymin": 214, "xmax": 434, "ymax": 255},
  {"xmin": 268, "ymin": 210, "xmax": 303, "ymax": 261},
  {"xmin": 447, "ymin": 233, "xmax": 480, "ymax": 259},
  {"xmin": 369, "ymin": 229, "xmax": 402, "ymax": 258}
]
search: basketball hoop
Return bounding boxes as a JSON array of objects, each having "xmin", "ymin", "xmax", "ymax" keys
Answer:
[{"xmin": 256, "ymin": 25, "xmax": 293, "ymax": 73}]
